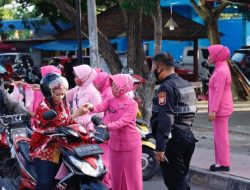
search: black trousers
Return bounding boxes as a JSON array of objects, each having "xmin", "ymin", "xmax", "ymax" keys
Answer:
[
  {"xmin": 33, "ymin": 158, "xmax": 59, "ymax": 190},
  {"xmin": 160, "ymin": 128, "xmax": 196, "ymax": 190}
]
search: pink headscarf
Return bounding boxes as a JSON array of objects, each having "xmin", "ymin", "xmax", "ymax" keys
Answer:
[
  {"xmin": 41, "ymin": 65, "xmax": 61, "ymax": 77},
  {"xmin": 93, "ymin": 72, "xmax": 111, "ymax": 92},
  {"xmin": 94, "ymin": 68, "xmax": 103, "ymax": 73},
  {"xmin": 110, "ymin": 74, "xmax": 134, "ymax": 97},
  {"xmin": 73, "ymin": 65, "xmax": 97, "ymax": 87},
  {"xmin": 208, "ymin": 45, "xmax": 230, "ymax": 67}
]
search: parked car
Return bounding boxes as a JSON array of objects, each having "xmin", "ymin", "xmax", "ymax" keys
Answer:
[
  {"xmin": 231, "ymin": 48, "xmax": 250, "ymax": 76},
  {"xmin": 0, "ymin": 53, "xmax": 31, "ymax": 65},
  {"xmin": 0, "ymin": 53, "xmax": 41, "ymax": 83},
  {"xmin": 176, "ymin": 46, "xmax": 213, "ymax": 80}
]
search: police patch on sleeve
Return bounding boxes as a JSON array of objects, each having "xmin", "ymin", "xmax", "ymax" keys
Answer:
[{"xmin": 158, "ymin": 91, "xmax": 167, "ymax": 105}]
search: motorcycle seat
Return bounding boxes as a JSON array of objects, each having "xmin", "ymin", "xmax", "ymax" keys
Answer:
[{"xmin": 18, "ymin": 141, "xmax": 31, "ymax": 163}]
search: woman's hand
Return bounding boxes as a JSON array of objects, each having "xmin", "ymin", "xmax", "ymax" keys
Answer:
[
  {"xmin": 72, "ymin": 107, "xmax": 89, "ymax": 119},
  {"xmin": 13, "ymin": 80, "xmax": 25, "ymax": 86},
  {"xmin": 30, "ymin": 84, "xmax": 40, "ymax": 91},
  {"xmin": 208, "ymin": 112, "xmax": 216, "ymax": 122},
  {"xmin": 29, "ymin": 111, "xmax": 35, "ymax": 117},
  {"xmin": 83, "ymin": 103, "xmax": 94, "ymax": 111}
]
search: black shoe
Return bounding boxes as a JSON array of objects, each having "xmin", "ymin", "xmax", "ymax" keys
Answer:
[{"xmin": 210, "ymin": 164, "xmax": 230, "ymax": 172}]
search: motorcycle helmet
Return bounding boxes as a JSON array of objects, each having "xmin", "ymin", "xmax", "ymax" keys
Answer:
[{"xmin": 40, "ymin": 73, "xmax": 69, "ymax": 101}]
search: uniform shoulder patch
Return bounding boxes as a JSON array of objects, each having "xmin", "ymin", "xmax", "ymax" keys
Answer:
[{"xmin": 158, "ymin": 91, "xmax": 167, "ymax": 105}]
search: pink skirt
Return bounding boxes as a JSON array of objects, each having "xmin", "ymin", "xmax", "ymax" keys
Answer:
[{"xmin": 110, "ymin": 146, "xmax": 142, "ymax": 190}]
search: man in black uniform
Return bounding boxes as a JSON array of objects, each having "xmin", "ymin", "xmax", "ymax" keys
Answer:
[{"xmin": 150, "ymin": 53, "xmax": 197, "ymax": 190}]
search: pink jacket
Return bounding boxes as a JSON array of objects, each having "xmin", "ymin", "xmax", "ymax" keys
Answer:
[
  {"xmin": 66, "ymin": 65, "xmax": 102, "ymax": 128},
  {"xmin": 11, "ymin": 83, "xmax": 34, "ymax": 112},
  {"xmin": 93, "ymin": 72, "xmax": 113, "ymax": 101},
  {"xmin": 93, "ymin": 74, "xmax": 141, "ymax": 151},
  {"xmin": 12, "ymin": 65, "xmax": 62, "ymax": 114},
  {"xmin": 208, "ymin": 45, "xmax": 234, "ymax": 116}
]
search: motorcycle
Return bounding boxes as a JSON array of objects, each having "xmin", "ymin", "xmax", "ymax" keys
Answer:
[
  {"xmin": 12, "ymin": 110, "xmax": 108, "ymax": 190},
  {"xmin": 0, "ymin": 114, "xmax": 30, "ymax": 178},
  {"xmin": 136, "ymin": 119, "xmax": 158, "ymax": 181},
  {"xmin": 0, "ymin": 114, "xmax": 30, "ymax": 161}
]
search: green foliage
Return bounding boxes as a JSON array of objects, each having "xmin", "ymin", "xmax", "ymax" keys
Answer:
[
  {"xmin": 0, "ymin": 0, "xmax": 12, "ymax": 7},
  {"xmin": 0, "ymin": 8, "xmax": 15, "ymax": 19},
  {"xmin": 118, "ymin": 0, "xmax": 156, "ymax": 15},
  {"xmin": 239, "ymin": 6, "xmax": 250, "ymax": 21}
]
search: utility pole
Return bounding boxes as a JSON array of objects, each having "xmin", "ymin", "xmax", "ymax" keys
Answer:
[
  {"xmin": 76, "ymin": 0, "xmax": 82, "ymax": 65},
  {"xmin": 87, "ymin": 0, "xmax": 100, "ymax": 68}
]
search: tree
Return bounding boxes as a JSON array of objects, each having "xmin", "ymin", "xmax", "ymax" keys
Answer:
[
  {"xmin": 118, "ymin": 1, "xmax": 148, "ymax": 76},
  {"xmin": 51, "ymin": 0, "xmax": 123, "ymax": 74},
  {"xmin": 143, "ymin": 0, "xmax": 162, "ymax": 122},
  {"xmin": 17, "ymin": 0, "xmax": 123, "ymax": 74},
  {"xmin": 0, "ymin": 0, "xmax": 14, "ymax": 19},
  {"xmin": 190, "ymin": 0, "xmax": 230, "ymax": 44}
]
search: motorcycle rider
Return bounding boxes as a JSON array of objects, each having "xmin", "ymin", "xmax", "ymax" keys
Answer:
[
  {"xmin": 29, "ymin": 73, "xmax": 83, "ymax": 190},
  {"xmin": 0, "ymin": 64, "xmax": 30, "ymax": 116}
]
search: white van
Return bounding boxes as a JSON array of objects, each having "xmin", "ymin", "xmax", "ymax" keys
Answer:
[{"xmin": 177, "ymin": 46, "xmax": 212, "ymax": 80}]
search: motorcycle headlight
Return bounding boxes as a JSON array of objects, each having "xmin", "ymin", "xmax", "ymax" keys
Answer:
[
  {"xmin": 69, "ymin": 156, "xmax": 105, "ymax": 177},
  {"xmin": 10, "ymin": 127, "xmax": 27, "ymax": 141}
]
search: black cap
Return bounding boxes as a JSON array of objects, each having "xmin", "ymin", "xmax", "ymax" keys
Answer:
[{"xmin": 153, "ymin": 53, "xmax": 175, "ymax": 67}]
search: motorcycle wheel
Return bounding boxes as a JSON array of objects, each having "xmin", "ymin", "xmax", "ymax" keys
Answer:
[{"xmin": 142, "ymin": 146, "xmax": 158, "ymax": 181}]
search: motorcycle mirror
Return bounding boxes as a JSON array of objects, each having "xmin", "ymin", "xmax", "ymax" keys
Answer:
[
  {"xmin": 201, "ymin": 61, "xmax": 208, "ymax": 68},
  {"xmin": 43, "ymin": 110, "xmax": 57, "ymax": 120},
  {"xmin": 91, "ymin": 115, "xmax": 104, "ymax": 126}
]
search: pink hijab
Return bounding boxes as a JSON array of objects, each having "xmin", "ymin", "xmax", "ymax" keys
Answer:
[
  {"xmin": 110, "ymin": 74, "xmax": 134, "ymax": 97},
  {"xmin": 73, "ymin": 65, "xmax": 97, "ymax": 88},
  {"xmin": 41, "ymin": 65, "xmax": 61, "ymax": 77},
  {"xmin": 93, "ymin": 72, "xmax": 111, "ymax": 92},
  {"xmin": 208, "ymin": 44, "xmax": 230, "ymax": 67}
]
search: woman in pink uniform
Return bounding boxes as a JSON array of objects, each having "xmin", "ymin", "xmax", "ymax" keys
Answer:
[
  {"xmin": 208, "ymin": 44, "xmax": 234, "ymax": 172},
  {"xmin": 93, "ymin": 71, "xmax": 113, "ymax": 101},
  {"xmin": 66, "ymin": 64, "xmax": 102, "ymax": 129},
  {"xmin": 84, "ymin": 74, "xmax": 142, "ymax": 190},
  {"xmin": 93, "ymin": 71, "xmax": 113, "ymax": 188}
]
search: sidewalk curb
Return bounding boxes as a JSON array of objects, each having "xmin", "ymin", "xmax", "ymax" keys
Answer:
[{"xmin": 188, "ymin": 166, "xmax": 250, "ymax": 190}]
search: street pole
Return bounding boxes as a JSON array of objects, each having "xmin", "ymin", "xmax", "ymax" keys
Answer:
[
  {"xmin": 87, "ymin": 0, "xmax": 100, "ymax": 68},
  {"xmin": 76, "ymin": 0, "xmax": 82, "ymax": 65}
]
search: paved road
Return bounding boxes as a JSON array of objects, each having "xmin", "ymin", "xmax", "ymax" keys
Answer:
[{"xmin": 143, "ymin": 175, "xmax": 214, "ymax": 190}]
